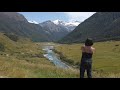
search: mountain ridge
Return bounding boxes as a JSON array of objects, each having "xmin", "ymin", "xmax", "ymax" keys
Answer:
[
  {"xmin": 39, "ymin": 20, "xmax": 69, "ymax": 41},
  {"xmin": 39, "ymin": 20, "xmax": 80, "ymax": 41},
  {"xmin": 0, "ymin": 12, "xmax": 53, "ymax": 42},
  {"xmin": 58, "ymin": 12, "xmax": 120, "ymax": 43}
]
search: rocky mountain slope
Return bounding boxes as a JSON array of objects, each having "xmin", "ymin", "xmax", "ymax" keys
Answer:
[{"xmin": 59, "ymin": 12, "xmax": 120, "ymax": 43}]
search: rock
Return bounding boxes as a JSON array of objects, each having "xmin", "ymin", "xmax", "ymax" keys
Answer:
[{"xmin": 6, "ymin": 54, "xmax": 9, "ymax": 57}]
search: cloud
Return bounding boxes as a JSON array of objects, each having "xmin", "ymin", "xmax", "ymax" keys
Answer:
[{"xmin": 63, "ymin": 12, "xmax": 96, "ymax": 22}]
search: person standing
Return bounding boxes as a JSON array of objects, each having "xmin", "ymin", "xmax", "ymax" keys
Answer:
[{"xmin": 80, "ymin": 38, "xmax": 95, "ymax": 78}]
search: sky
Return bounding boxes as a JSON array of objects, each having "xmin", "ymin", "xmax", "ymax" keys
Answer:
[{"xmin": 18, "ymin": 12, "xmax": 96, "ymax": 23}]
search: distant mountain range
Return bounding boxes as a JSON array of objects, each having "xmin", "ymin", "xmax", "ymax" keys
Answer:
[
  {"xmin": 39, "ymin": 20, "xmax": 80, "ymax": 41},
  {"xmin": 0, "ymin": 12, "xmax": 53, "ymax": 42},
  {"xmin": 59, "ymin": 12, "xmax": 120, "ymax": 43},
  {"xmin": 0, "ymin": 12, "xmax": 79, "ymax": 42},
  {"xmin": 1, "ymin": 12, "xmax": 120, "ymax": 44},
  {"xmin": 29, "ymin": 20, "xmax": 80, "ymax": 32},
  {"xmin": 52, "ymin": 20, "xmax": 80, "ymax": 32}
]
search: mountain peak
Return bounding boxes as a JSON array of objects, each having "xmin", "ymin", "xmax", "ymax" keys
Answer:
[
  {"xmin": 53, "ymin": 19, "xmax": 80, "ymax": 26},
  {"xmin": 53, "ymin": 20, "xmax": 65, "ymax": 25},
  {"xmin": 45, "ymin": 20, "xmax": 53, "ymax": 23}
]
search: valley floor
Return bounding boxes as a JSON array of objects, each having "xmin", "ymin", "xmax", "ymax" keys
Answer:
[
  {"xmin": 0, "ymin": 39, "xmax": 79, "ymax": 78},
  {"xmin": 1, "ymin": 31, "xmax": 120, "ymax": 78}
]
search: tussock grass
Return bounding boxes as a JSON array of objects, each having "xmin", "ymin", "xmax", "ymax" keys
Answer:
[
  {"xmin": 0, "ymin": 56, "xmax": 79, "ymax": 78},
  {"xmin": 0, "ymin": 33, "xmax": 79, "ymax": 78}
]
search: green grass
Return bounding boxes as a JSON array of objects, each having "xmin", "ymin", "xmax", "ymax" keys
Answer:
[
  {"xmin": 54, "ymin": 41, "xmax": 120, "ymax": 78},
  {"xmin": 54, "ymin": 44, "xmax": 81, "ymax": 67},
  {"xmin": 2, "ymin": 30, "xmax": 120, "ymax": 78},
  {"xmin": 0, "ymin": 56, "xmax": 79, "ymax": 78},
  {"xmin": 0, "ymin": 33, "xmax": 79, "ymax": 78}
]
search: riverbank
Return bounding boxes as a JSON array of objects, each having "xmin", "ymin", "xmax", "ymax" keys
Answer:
[
  {"xmin": 53, "ymin": 49, "xmax": 80, "ymax": 69},
  {"xmin": 43, "ymin": 45, "xmax": 72, "ymax": 69}
]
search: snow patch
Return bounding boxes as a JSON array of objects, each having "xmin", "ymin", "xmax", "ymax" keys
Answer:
[
  {"xmin": 53, "ymin": 20, "xmax": 80, "ymax": 26},
  {"xmin": 28, "ymin": 20, "xmax": 39, "ymax": 24}
]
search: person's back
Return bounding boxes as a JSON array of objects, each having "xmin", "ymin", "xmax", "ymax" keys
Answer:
[
  {"xmin": 80, "ymin": 38, "xmax": 95, "ymax": 78},
  {"xmin": 81, "ymin": 45, "xmax": 95, "ymax": 59}
]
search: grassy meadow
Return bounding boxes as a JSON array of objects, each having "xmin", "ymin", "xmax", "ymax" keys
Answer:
[
  {"xmin": 1, "ymin": 31, "xmax": 120, "ymax": 78},
  {"xmin": 54, "ymin": 41, "xmax": 120, "ymax": 78},
  {"xmin": 0, "ymin": 33, "xmax": 79, "ymax": 78}
]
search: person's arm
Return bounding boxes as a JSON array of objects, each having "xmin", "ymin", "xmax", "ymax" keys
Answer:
[
  {"xmin": 92, "ymin": 47, "xmax": 95, "ymax": 53},
  {"xmin": 81, "ymin": 45, "xmax": 85, "ymax": 52}
]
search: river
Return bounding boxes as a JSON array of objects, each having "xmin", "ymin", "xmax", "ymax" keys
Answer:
[{"xmin": 42, "ymin": 45, "xmax": 70, "ymax": 69}]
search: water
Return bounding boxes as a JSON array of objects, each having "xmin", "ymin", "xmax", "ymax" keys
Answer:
[{"xmin": 43, "ymin": 46, "xmax": 70, "ymax": 69}]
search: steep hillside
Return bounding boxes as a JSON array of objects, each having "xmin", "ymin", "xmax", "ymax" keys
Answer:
[
  {"xmin": 0, "ymin": 12, "xmax": 52, "ymax": 42},
  {"xmin": 59, "ymin": 12, "xmax": 120, "ymax": 43}
]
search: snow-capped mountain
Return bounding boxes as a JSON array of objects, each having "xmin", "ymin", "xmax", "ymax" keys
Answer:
[
  {"xmin": 53, "ymin": 20, "xmax": 80, "ymax": 26},
  {"xmin": 39, "ymin": 20, "xmax": 69, "ymax": 41},
  {"xmin": 53, "ymin": 20, "xmax": 80, "ymax": 31},
  {"xmin": 39, "ymin": 20, "xmax": 67, "ymax": 32},
  {"xmin": 53, "ymin": 20, "xmax": 65, "ymax": 25},
  {"xmin": 64, "ymin": 21, "xmax": 80, "ymax": 26},
  {"xmin": 28, "ymin": 20, "xmax": 39, "ymax": 24},
  {"xmin": 38, "ymin": 20, "xmax": 80, "ymax": 41}
]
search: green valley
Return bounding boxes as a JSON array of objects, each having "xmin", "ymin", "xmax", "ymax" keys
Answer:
[{"xmin": 0, "ymin": 33, "xmax": 79, "ymax": 78}]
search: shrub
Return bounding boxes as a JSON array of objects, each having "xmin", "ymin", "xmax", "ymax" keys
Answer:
[
  {"xmin": 4, "ymin": 33, "xmax": 19, "ymax": 42},
  {"xmin": 75, "ymin": 62, "xmax": 80, "ymax": 66},
  {"xmin": 0, "ymin": 43, "xmax": 5, "ymax": 52}
]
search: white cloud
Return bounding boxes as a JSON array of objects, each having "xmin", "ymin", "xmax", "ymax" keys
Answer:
[
  {"xmin": 63, "ymin": 12, "xmax": 96, "ymax": 22},
  {"xmin": 65, "ymin": 22, "xmax": 80, "ymax": 26}
]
